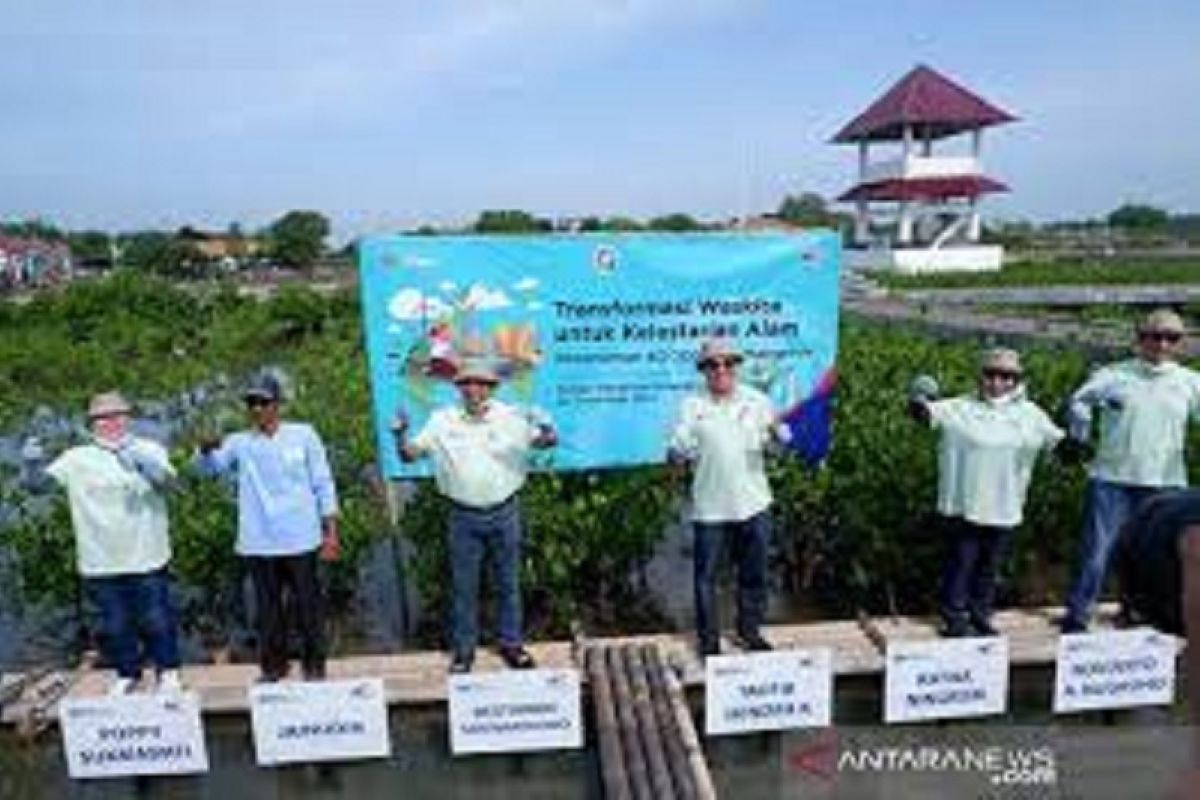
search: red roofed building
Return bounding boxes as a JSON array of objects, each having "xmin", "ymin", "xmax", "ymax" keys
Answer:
[{"xmin": 834, "ymin": 65, "xmax": 1017, "ymax": 273}]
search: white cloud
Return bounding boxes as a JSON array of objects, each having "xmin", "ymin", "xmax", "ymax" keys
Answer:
[
  {"xmin": 388, "ymin": 287, "xmax": 452, "ymax": 320},
  {"xmin": 462, "ymin": 282, "xmax": 512, "ymax": 310},
  {"xmin": 513, "ymin": 276, "xmax": 539, "ymax": 291},
  {"xmin": 439, "ymin": 280, "xmax": 458, "ymax": 293}
]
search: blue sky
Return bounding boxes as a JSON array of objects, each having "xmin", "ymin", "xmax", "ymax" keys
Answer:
[{"xmin": 3, "ymin": 1, "xmax": 1198, "ymax": 238}]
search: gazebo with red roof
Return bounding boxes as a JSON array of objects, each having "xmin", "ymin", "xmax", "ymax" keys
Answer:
[{"xmin": 834, "ymin": 65, "xmax": 1017, "ymax": 273}]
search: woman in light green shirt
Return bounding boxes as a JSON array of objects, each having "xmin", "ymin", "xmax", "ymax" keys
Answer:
[{"xmin": 909, "ymin": 349, "xmax": 1064, "ymax": 637}]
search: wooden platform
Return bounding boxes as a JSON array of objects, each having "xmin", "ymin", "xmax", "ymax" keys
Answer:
[{"xmin": 0, "ymin": 604, "xmax": 1130, "ymax": 727}]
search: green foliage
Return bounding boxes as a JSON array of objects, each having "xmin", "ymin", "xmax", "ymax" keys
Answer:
[
  {"xmin": 599, "ymin": 216, "xmax": 643, "ymax": 232},
  {"xmin": 472, "ymin": 210, "xmax": 552, "ymax": 234},
  {"xmin": 267, "ymin": 210, "xmax": 331, "ymax": 269},
  {"xmin": 646, "ymin": 213, "xmax": 704, "ymax": 232},
  {"xmin": 775, "ymin": 192, "xmax": 846, "ymax": 229},
  {"xmin": 876, "ymin": 258, "xmax": 1200, "ymax": 290},
  {"xmin": 1108, "ymin": 204, "xmax": 1170, "ymax": 231},
  {"xmin": 6, "ymin": 273, "xmax": 1197, "ymax": 643},
  {"xmin": 66, "ymin": 231, "xmax": 112, "ymax": 266},
  {"xmin": 116, "ymin": 232, "xmax": 207, "ymax": 278}
]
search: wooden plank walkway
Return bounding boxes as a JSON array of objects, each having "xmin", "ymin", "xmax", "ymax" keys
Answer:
[{"xmin": 0, "ymin": 604, "xmax": 1124, "ymax": 728}]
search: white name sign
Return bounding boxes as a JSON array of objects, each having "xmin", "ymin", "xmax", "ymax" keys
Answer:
[
  {"xmin": 448, "ymin": 669, "xmax": 582, "ymax": 755},
  {"xmin": 1054, "ymin": 628, "xmax": 1178, "ymax": 713},
  {"xmin": 249, "ymin": 679, "xmax": 390, "ymax": 765},
  {"xmin": 884, "ymin": 637, "xmax": 1009, "ymax": 723},
  {"xmin": 705, "ymin": 649, "xmax": 832, "ymax": 736},
  {"xmin": 60, "ymin": 692, "xmax": 209, "ymax": 779}
]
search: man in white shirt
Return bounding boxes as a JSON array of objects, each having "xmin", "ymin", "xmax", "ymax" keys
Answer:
[
  {"xmin": 909, "ymin": 349, "xmax": 1064, "ymax": 637},
  {"xmin": 46, "ymin": 391, "xmax": 182, "ymax": 696},
  {"xmin": 668, "ymin": 337, "xmax": 787, "ymax": 657},
  {"xmin": 1061, "ymin": 308, "xmax": 1200, "ymax": 633},
  {"xmin": 393, "ymin": 358, "xmax": 557, "ymax": 673}
]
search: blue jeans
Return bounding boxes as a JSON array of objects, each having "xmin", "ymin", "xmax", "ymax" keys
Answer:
[
  {"xmin": 939, "ymin": 517, "xmax": 1012, "ymax": 627},
  {"xmin": 693, "ymin": 511, "xmax": 771, "ymax": 645},
  {"xmin": 448, "ymin": 496, "xmax": 523, "ymax": 656},
  {"xmin": 1065, "ymin": 479, "xmax": 1161, "ymax": 625},
  {"xmin": 86, "ymin": 569, "xmax": 181, "ymax": 680}
]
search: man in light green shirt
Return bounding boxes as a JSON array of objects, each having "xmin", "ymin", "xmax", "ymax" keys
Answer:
[
  {"xmin": 669, "ymin": 337, "xmax": 789, "ymax": 657},
  {"xmin": 393, "ymin": 358, "xmax": 557, "ymax": 673},
  {"xmin": 45, "ymin": 391, "xmax": 182, "ymax": 695},
  {"xmin": 1062, "ymin": 308, "xmax": 1200, "ymax": 632}
]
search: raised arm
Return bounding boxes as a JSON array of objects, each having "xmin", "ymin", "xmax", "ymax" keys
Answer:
[
  {"xmin": 192, "ymin": 434, "xmax": 237, "ymax": 477},
  {"xmin": 118, "ymin": 439, "xmax": 178, "ymax": 490},
  {"xmin": 1064, "ymin": 366, "xmax": 1116, "ymax": 442},
  {"xmin": 391, "ymin": 410, "xmax": 430, "ymax": 463},
  {"xmin": 906, "ymin": 374, "xmax": 940, "ymax": 427}
]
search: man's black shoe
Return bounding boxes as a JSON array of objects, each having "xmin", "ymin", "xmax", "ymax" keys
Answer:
[
  {"xmin": 970, "ymin": 618, "xmax": 1000, "ymax": 637},
  {"xmin": 449, "ymin": 651, "xmax": 474, "ymax": 674},
  {"xmin": 498, "ymin": 646, "xmax": 536, "ymax": 670},
  {"xmin": 1059, "ymin": 617, "xmax": 1088, "ymax": 635},
  {"xmin": 940, "ymin": 618, "xmax": 971, "ymax": 638},
  {"xmin": 739, "ymin": 633, "xmax": 774, "ymax": 652},
  {"xmin": 698, "ymin": 637, "xmax": 720, "ymax": 658}
]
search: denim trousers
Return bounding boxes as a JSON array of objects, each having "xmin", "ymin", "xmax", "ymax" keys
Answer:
[
  {"xmin": 246, "ymin": 549, "xmax": 326, "ymax": 678},
  {"xmin": 693, "ymin": 510, "xmax": 771, "ymax": 645},
  {"xmin": 85, "ymin": 568, "xmax": 181, "ymax": 680},
  {"xmin": 938, "ymin": 516, "xmax": 1013, "ymax": 626},
  {"xmin": 1065, "ymin": 479, "xmax": 1160, "ymax": 624},
  {"xmin": 448, "ymin": 496, "xmax": 523, "ymax": 656}
]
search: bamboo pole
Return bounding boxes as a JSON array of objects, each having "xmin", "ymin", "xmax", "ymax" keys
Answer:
[
  {"xmin": 587, "ymin": 647, "xmax": 632, "ymax": 800},
  {"xmin": 643, "ymin": 644, "xmax": 697, "ymax": 799},
  {"xmin": 625, "ymin": 645, "xmax": 678, "ymax": 800},
  {"xmin": 661, "ymin": 654, "xmax": 717, "ymax": 800},
  {"xmin": 607, "ymin": 645, "xmax": 653, "ymax": 800}
]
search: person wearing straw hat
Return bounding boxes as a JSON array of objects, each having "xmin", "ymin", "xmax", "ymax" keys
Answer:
[
  {"xmin": 908, "ymin": 348, "xmax": 1064, "ymax": 637},
  {"xmin": 392, "ymin": 357, "xmax": 557, "ymax": 673},
  {"xmin": 45, "ymin": 391, "xmax": 182, "ymax": 696},
  {"xmin": 194, "ymin": 372, "xmax": 340, "ymax": 683},
  {"xmin": 1060, "ymin": 308, "xmax": 1200, "ymax": 633},
  {"xmin": 668, "ymin": 337, "xmax": 791, "ymax": 657}
]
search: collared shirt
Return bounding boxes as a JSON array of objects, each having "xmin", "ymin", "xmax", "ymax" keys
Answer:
[
  {"xmin": 195, "ymin": 422, "xmax": 338, "ymax": 556},
  {"xmin": 46, "ymin": 438, "xmax": 174, "ymax": 577},
  {"xmin": 928, "ymin": 393, "xmax": 1063, "ymax": 527},
  {"xmin": 669, "ymin": 384, "xmax": 775, "ymax": 523},
  {"xmin": 411, "ymin": 400, "xmax": 539, "ymax": 508},
  {"xmin": 1066, "ymin": 359, "xmax": 1200, "ymax": 487}
]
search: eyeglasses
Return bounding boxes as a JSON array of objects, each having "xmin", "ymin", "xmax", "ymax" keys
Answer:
[
  {"xmin": 457, "ymin": 378, "xmax": 493, "ymax": 387},
  {"xmin": 702, "ymin": 358, "xmax": 738, "ymax": 372},
  {"xmin": 1139, "ymin": 330, "xmax": 1183, "ymax": 344},
  {"xmin": 245, "ymin": 397, "xmax": 274, "ymax": 409},
  {"xmin": 981, "ymin": 369, "xmax": 1020, "ymax": 382}
]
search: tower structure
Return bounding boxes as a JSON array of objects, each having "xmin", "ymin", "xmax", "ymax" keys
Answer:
[{"xmin": 834, "ymin": 65, "xmax": 1017, "ymax": 273}]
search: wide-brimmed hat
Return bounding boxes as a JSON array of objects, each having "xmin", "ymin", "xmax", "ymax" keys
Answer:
[
  {"xmin": 979, "ymin": 347, "xmax": 1023, "ymax": 375},
  {"xmin": 242, "ymin": 373, "xmax": 283, "ymax": 403},
  {"xmin": 87, "ymin": 391, "xmax": 132, "ymax": 419},
  {"xmin": 1137, "ymin": 308, "xmax": 1185, "ymax": 336},
  {"xmin": 695, "ymin": 337, "xmax": 744, "ymax": 370},
  {"xmin": 453, "ymin": 358, "xmax": 500, "ymax": 385}
]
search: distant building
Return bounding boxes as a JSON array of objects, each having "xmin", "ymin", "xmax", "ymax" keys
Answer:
[
  {"xmin": 0, "ymin": 235, "xmax": 72, "ymax": 290},
  {"xmin": 176, "ymin": 228, "xmax": 264, "ymax": 271},
  {"xmin": 834, "ymin": 65, "xmax": 1017, "ymax": 274}
]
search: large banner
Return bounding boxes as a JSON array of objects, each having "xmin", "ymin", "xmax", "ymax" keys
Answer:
[{"xmin": 359, "ymin": 233, "xmax": 839, "ymax": 478}]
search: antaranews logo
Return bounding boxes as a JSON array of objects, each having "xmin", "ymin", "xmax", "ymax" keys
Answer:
[{"xmin": 786, "ymin": 730, "xmax": 1057, "ymax": 789}]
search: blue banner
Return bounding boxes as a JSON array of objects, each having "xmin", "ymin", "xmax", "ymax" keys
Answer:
[{"xmin": 359, "ymin": 233, "xmax": 840, "ymax": 478}]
